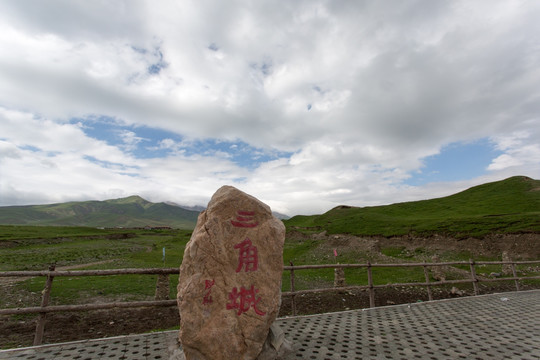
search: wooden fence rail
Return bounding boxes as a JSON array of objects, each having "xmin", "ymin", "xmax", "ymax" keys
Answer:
[
  {"xmin": 283, "ymin": 259, "xmax": 540, "ymax": 315},
  {"xmin": 0, "ymin": 268, "xmax": 179, "ymax": 277},
  {"xmin": 1, "ymin": 259, "xmax": 539, "ymax": 345}
]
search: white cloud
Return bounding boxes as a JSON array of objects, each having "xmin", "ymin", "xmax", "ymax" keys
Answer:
[
  {"xmin": 0, "ymin": 108, "xmax": 132, "ymax": 165},
  {"xmin": 1, "ymin": 0, "xmax": 540, "ymax": 215},
  {"xmin": 118, "ymin": 130, "xmax": 146, "ymax": 152},
  {"xmin": 489, "ymin": 129, "xmax": 540, "ymax": 171},
  {"xmin": 158, "ymin": 139, "xmax": 177, "ymax": 150}
]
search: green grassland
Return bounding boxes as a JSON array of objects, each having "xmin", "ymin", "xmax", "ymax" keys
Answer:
[
  {"xmin": 0, "ymin": 226, "xmax": 385, "ymax": 304},
  {"xmin": 284, "ymin": 176, "xmax": 540, "ymax": 238},
  {"xmin": 1, "ymin": 176, "xmax": 539, "ymax": 310},
  {"xmin": 0, "ymin": 226, "xmax": 192, "ymax": 271},
  {"xmin": 0, "ymin": 226, "xmax": 192, "ymax": 308}
]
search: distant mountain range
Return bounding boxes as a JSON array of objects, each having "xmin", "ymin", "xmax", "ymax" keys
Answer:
[
  {"xmin": 2, "ymin": 176, "xmax": 536, "ymax": 233},
  {"xmin": 0, "ymin": 196, "xmax": 200, "ymax": 229},
  {"xmin": 0, "ymin": 195, "xmax": 290, "ymax": 229}
]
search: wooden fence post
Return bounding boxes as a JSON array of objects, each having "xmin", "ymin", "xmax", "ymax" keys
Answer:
[
  {"xmin": 289, "ymin": 262, "xmax": 296, "ymax": 316},
  {"xmin": 34, "ymin": 264, "xmax": 55, "ymax": 346},
  {"xmin": 423, "ymin": 264, "xmax": 433, "ymax": 301},
  {"xmin": 469, "ymin": 259, "xmax": 479, "ymax": 296},
  {"xmin": 367, "ymin": 261, "xmax": 375, "ymax": 308},
  {"xmin": 511, "ymin": 261, "xmax": 520, "ymax": 291}
]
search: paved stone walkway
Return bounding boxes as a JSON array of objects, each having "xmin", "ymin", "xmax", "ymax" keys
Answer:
[{"xmin": 1, "ymin": 290, "xmax": 539, "ymax": 359}]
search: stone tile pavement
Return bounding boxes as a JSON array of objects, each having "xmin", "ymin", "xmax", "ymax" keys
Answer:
[
  {"xmin": 1, "ymin": 290, "xmax": 539, "ymax": 359},
  {"xmin": 281, "ymin": 289, "xmax": 539, "ymax": 360}
]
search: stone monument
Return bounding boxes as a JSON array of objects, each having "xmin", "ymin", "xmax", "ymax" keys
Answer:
[{"xmin": 177, "ymin": 186, "xmax": 286, "ymax": 360}]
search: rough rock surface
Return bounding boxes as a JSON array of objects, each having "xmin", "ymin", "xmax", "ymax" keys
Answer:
[{"xmin": 177, "ymin": 186, "xmax": 286, "ymax": 360}]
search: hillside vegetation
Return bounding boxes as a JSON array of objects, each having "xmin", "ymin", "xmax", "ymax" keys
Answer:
[
  {"xmin": 0, "ymin": 196, "xmax": 199, "ymax": 229},
  {"xmin": 285, "ymin": 176, "xmax": 540, "ymax": 238}
]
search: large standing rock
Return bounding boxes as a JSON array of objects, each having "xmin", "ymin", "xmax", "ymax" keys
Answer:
[{"xmin": 177, "ymin": 186, "xmax": 285, "ymax": 360}]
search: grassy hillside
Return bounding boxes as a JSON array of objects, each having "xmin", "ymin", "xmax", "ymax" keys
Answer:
[
  {"xmin": 285, "ymin": 176, "xmax": 540, "ymax": 238},
  {"xmin": 0, "ymin": 196, "xmax": 199, "ymax": 229}
]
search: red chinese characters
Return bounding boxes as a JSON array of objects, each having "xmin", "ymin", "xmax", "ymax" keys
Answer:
[
  {"xmin": 226, "ymin": 285, "xmax": 266, "ymax": 316},
  {"xmin": 201, "ymin": 209, "xmax": 267, "ymax": 316},
  {"xmin": 202, "ymin": 279, "xmax": 215, "ymax": 305},
  {"xmin": 234, "ymin": 238, "xmax": 258, "ymax": 273},
  {"xmin": 230, "ymin": 210, "xmax": 259, "ymax": 228}
]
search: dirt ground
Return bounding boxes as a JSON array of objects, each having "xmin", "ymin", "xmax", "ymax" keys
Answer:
[
  {"xmin": 0, "ymin": 282, "xmax": 534, "ymax": 349},
  {"xmin": 287, "ymin": 231, "xmax": 540, "ymax": 260}
]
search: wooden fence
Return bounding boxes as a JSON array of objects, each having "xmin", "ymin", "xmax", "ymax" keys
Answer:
[
  {"xmin": 0, "ymin": 267, "xmax": 178, "ymax": 346},
  {"xmin": 283, "ymin": 259, "xmax": 540, "ymax": 316},
  {"xmin": 1, "ymin": 259, "xmax": 539, "ymax": 345}
]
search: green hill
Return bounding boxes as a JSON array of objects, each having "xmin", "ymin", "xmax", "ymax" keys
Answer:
[
  {"xmin": 0, "ymin": 196, "xmax": 199, "ymax": 229},
  {"xmin": 285, "ymin": 176, "xmax": 540, "ymax": 238}
]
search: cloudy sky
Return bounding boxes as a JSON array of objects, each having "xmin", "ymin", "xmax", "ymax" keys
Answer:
[{"xmin": 1, "ymin": 0, "xmax": 539, "ymax": 216}]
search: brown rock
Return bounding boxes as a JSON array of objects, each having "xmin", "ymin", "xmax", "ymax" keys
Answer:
[
  {"xmin": 256, "ymin": 323, "xmax": 294, "ymax": 360},
  {"xmin": 177, "ymin": 186, "xmax": 286, "ymax": 360}
]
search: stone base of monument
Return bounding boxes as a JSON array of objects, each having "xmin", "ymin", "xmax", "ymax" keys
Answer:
[
  {"xmin": 256, "ymin": 323, "xmax": 294, "ymax": 360},
  {"xmin": 168, "ymin": 323, "xmax": 292, "ymax": 360}
]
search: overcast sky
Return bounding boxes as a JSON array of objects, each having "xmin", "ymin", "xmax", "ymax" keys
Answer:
[{"xmin": 1, "ymin": 0, "xmax": 539, "ymax": 216}]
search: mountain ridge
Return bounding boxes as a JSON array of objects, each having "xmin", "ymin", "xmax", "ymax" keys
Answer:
[
  {"xmin": 0, "ymin": 194, "xmax": 290, "ymax": 227},
  {"xmin": 1, "ymin": 176, "xmax": 538, "ymax": 233},
  {"xmin": 0, "ymin": 195, "xmax": 200, "ymax": 229}
]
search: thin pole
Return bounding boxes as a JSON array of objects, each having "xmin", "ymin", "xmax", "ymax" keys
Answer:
[
  {"xmin": 367, "ymin": 261, "xmax": 375, "ymax": 308},
  {"xmin": 511, "ymin": 261, "xmax": 520, "ymax": 291},
  {"xmin": 469, "ymin": 259, "xmax": 479, "ymax": 296},
  {"xmin": 34, "ymin": 264, "xmax": 55, "ymax": 346},
  {"xmin": 289, "ymin": 261, "xmax": 296, "ymax": 316},
  {"xmin": 423, "ymin": 264, "xmax": 433, "ymax": 301}
]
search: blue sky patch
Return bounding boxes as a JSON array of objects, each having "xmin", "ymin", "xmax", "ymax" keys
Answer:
[
  {"xmin": 147, "ymin": 48, "xmax": 167, "ymax": 75},
  {"xmin": 131, "ymin": 46, "xmax": 148, "ymax": 54},
  {"xmin": 20, "ymin": 145, "xmax": 41, "ymax": 152},
  {"xmin": 83, "ymin": 155, "xmax": 139, "ymax": 172},
  {"xmin": 405, "ymin": 138, "xmax": 503, "ymax": 186},
  {"xmin": 180, "ymin": 138, "xmax": 291, "ymax": 169},
  {"xmin": 74, "ymin": 116, "xmax": 291, "ymax": 169}
]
